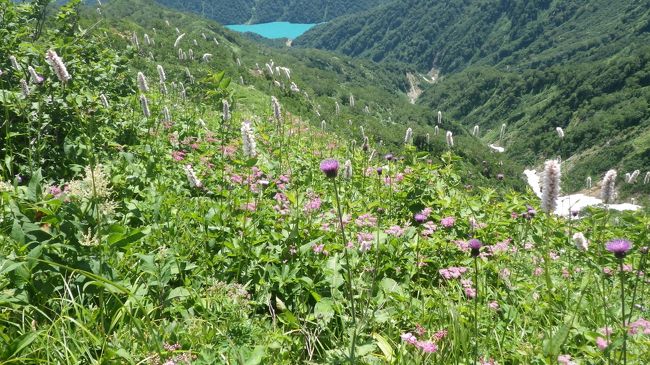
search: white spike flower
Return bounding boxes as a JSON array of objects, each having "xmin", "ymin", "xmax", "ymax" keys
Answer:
[{"xmin": 541, "ymin": 159, "xmax": 561, "ymax": 213}]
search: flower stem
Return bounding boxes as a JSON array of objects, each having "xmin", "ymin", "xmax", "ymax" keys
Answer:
[
  {"xmin": 333, "ymin": 179, "xmax": 356, "ymax": 363},
  {"xmin": 619, "ymin": 259, "xmax": 627, "ymax": 365},
  {"xmin": 473, "ymin": 256, "xmax": 479, "ymax": 364}
]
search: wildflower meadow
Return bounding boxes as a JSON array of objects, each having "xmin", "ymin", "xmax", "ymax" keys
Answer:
[{"xmin": 0, "ymin": 0, "xmax": 649, "ymax": 364}]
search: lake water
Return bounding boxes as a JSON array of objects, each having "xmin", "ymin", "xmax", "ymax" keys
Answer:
[{"xmin": 225, "ymin": 22, "xmax": 317, "ymax": 40}]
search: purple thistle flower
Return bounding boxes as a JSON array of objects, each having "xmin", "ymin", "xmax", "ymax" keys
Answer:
[
  {"xmin": 385, "ymin": 153, "xmax": 394, "ymax": 161},
  {"xmin": 376, "ymin": 167, "xmax": 383, "ymax": 175},
  {"xmin": 320, "ymin": 159, "xmax": 339, "ymax": 178},
  {"xmin": 414, "ymin": 213, "xmax": 426, "ymax": 224},
  {"xmin": 606, "ymin": 239, "xmax": 633, "ymax": 259},
  {"xmin": 468, "ymin": 239, "xmax": 482, "ymax": 257}
]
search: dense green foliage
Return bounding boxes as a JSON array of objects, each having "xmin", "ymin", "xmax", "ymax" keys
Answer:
[
  {"xmin": 153, "ymin": 0, "xmax": 388, "ymax": 25},
  {"xmin": 296, "ymin": 0, "xmax": 650, "ymax": 73},
  {"xmin": 296, "ymin": 0, "xmax": 650, "ymax": 199},
  {"xmin": 1, "ymin": 0, "xmax": 649, "ymax": 364}
]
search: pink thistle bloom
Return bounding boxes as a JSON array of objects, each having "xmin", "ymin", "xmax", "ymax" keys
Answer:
[
  {"xmin": 312, "ymin": 244, "xmax": 325, "ymax": 254},
  {"xmin": 622, "ymin": 264, "xmax": 633, "ymax": 272},
  {"xmin": 440, "ymin": 216, "xmax": 455, "ymax": 228},
  {"xmin": 524, "ymin": 242, "xmax": 534, "ymax": 250},
  {"xmin": 489, "ymin": 301, "xmax": 500, "ymax": 310},
  {"xmin": 603, "ymin": 267, "xmax": 614, "ymax": 276},
  {"xmin": 230, "ymin": 174, "xmax": 244, "ymax": 184},
  {"xmin": 596, "ymin": 337, "xmax": 609, "ymax": 350},
  {"xmin": 533, "ymin": 267, "xmax": 544, "ymax": 276}
]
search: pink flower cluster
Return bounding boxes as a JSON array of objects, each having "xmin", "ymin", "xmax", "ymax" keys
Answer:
[
  {"xmin": 385, "ymin": 225, "xmax": 406, "ymax": 237},
  {"xmin": 557, "ymin": 354, "xmax": 576, "ymax": 365},
  {"xmin": 400, "ymin": 333, "xmax": 438, "ymax": 353},
  {"xmin": 439, "ymin": 266, "xmax": 468, "ymax": 280},
  {"xmin": 303, "ymin": 194, "xmax": 321, "ymax": 214},
  {"xmin": 274, "ymin": 192, "xmax": 290, "ymax": 215},
  {"xmin": 355, "ymin": 213, "xmax": 377, "ymax": 227},
  {"xmin": 461, "ymin": 279, "xmax": 476, "ymax": 298},
  {"xmin": 628, "ymin": 318, "xmax": 650, "ymax": 335},
  {"xmin": 421, "ymin": 221, "xmax": 437, "ymax": 236},
  {"xmin": 440, "ymin": 216, "xmax": 455, "ymax": 228},
  {"xmin": 357, "ymin": 232, "xmax": 374, "ymax": 252}
]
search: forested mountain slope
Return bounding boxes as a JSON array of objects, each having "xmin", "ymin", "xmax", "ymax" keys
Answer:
[
  {"xmin": 296, "ymin": 0, "xmax": 650, "ymax": 73},
  {"xmin": 154, "ymin": 0, "xmax": 388, "ymax": 25},
  {"xmin": 296, "ymin": 0, "xmax": 650, "ymax": 196}
]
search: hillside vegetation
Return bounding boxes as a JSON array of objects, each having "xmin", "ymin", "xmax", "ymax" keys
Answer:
[
  {"xmin": 296, "ymin": 0, "xmax": 650, "ymax": 198},
  {"xmin": 1, "ymin": 0, "xmax": 649, "ymax": 364},
  {"xmin": 154, "ymin": 0, "xmax": 388, "ymax": 25}
]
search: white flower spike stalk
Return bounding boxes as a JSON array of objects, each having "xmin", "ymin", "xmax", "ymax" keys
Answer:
[
  {"xmin": 184, "ymin": 165, "xmax": 203, "ymax": 189},
  {"xmin": 174, "ymin": 33, "xmax": 185, "ymax": 48},
  {"xmin": 541, "ymin": 159, "xmax": 561, "ymax": 213},
  {"xmin": 404, "ymin": 128, "xmax": 413, "ymax": 145},
  {"xmin": 446, "ymin": 131, "xmax": 454, "ymax": 147},
  {"xmin": 240, "ymin": 121, "xmax": 257, "ymax": 158},
  {"xmin": 472, "ymin": 125, "xmax": 479, "ymax": 137},
  {"xmin": 157, "ymin": 65, "xmax": 166, "ymax": 83},
  {"xmin": 601, "ymin": 169, "xmax": 617, "ymax": 204},
  {"xmin": 137, "ymin": 72, "xmax": 149, "ymax": 92},
  {"xmin": 45, "ymin": 49, "xmax": 71, "ymax": 84},
  {"xmin": 99, "ymin": 94, "xmax": 109, "ymax": 108},
  {"xmin": 556, "ymin": 127, "xmax": 564, "ymax": 139},
  {"xmin": 573, "ymin": 232, "xmax": 589, "ymax": 251},
  {"xmin": 139, "ymin": 94, "xmax": 150, "ymax": 118},
  {"xmin": 344, "ymin": 160, "xmax": 353, "ymax": 180}
]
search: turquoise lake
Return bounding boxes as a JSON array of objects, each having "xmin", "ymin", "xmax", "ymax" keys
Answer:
[{"xmin": 225, "ymin": 22, "xmax": 317, "ymax": 39}]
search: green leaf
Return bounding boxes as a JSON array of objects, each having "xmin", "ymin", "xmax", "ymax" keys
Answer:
[
  {"xmin": 373, "ymin": 333, "xmax": 394, "ymax": 362},
  {"xmin": 167, "ymin": 287, "xmax": 191, "ymax": 300},
  {"xmin": 314, "ymin": 298, "xmax": 335, "ymax": 324},
  {"xmin": 244, "ymin": 346, "xmax": 266, "ymax": 365}
]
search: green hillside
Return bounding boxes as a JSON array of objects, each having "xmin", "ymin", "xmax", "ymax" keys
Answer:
[
  {"xmin": 153, "ymin": 0, "xmax": 388, "ymax": 25},
  {"xmin": 1, "ymin": 0, "xmax": 649, "ymax": 364},
  {"xmin": 296, "ymin": 0, "xmax": 650, "ymax": 197}
]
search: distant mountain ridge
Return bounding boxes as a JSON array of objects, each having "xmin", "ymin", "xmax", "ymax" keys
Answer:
[{"xmin": 153, "ymin": 0, "xmax": 388, "ymax": 25}]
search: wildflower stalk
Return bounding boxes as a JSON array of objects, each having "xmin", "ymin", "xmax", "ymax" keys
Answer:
[
  {"xmin": 473, "ymin": 256, "xmax": 479, "ymax": 363},
  {"xmin": 618, "ymin": 259, "xmax": 627, "ymax": 365},
  {"xmin": 332, "ymin": 178, "xmax": 357, "ymax": 363},
  {"xmin": 627, "ymin": 249, "xmax": 647, "ymax": 324}
]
